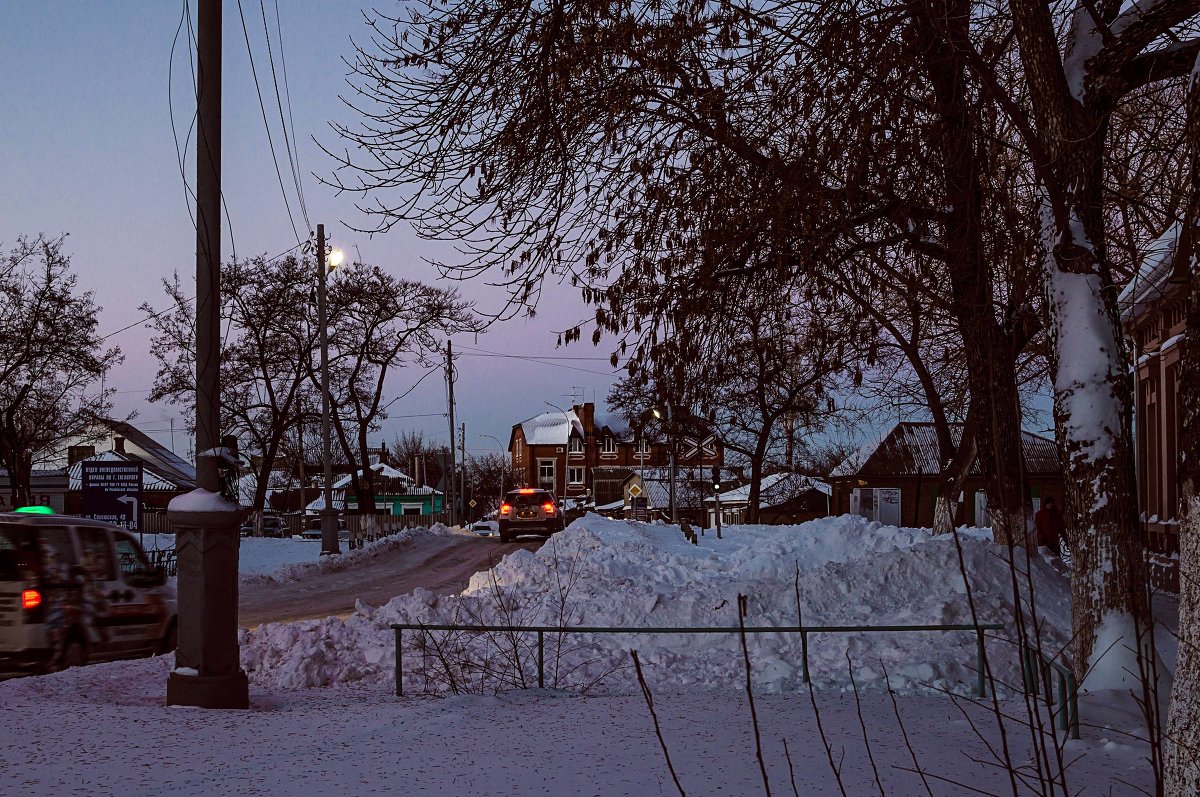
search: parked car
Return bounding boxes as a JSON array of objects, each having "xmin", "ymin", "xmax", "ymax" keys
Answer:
[
  {"xmin": 497, "ymin": 488, "xmax": 564, "ymax": 543},
  {"xmin": 239, "ymin": 515, "xmax": 289, "ymax": 538},
  {"xmin": 470, "ymin": 520, "xmax": 498, "ymax": 537},
  {"xmin": 301, "ymin": 517, "xmax": 349, "ymax": 541},
  {"xmin": 0, "ymin": 509, "xmax": 177, "ymax": 675}
]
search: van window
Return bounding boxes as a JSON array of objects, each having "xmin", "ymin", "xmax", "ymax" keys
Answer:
[
  {"xmin": 37, "ymin": 527, "xmax": 77, "ymax": 583},
  {"xmin": 77, "ymin": 528, "xmax": 116, "ymax": 581},
  {"xmin": 0, "ymin": 524, "xmax": 38, "ymax": 581},
  {"xmin": 112, "ymin": 532, "xmax": 151, "ymax": 579}
]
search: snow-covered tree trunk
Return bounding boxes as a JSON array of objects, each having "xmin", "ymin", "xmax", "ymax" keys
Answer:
[
  {"xmin": 934, "ymin": 416, "xmax": 976, "ymax": 535},
  {"xmin": 1163, "ymin": 52, "xmax": 1200, "ymax": 796},
  {"xmin": 1007, "ymin": 0, "xmax": 1153, "ymax": 686},
  {"xmin": 1041, "ymin": 187, "xmax": 1149, "ymax": 686}
]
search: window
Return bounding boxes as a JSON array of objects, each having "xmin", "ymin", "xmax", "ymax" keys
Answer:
[
  {"xmin": 850, "ymin": 488, "xmax": 901, "ymax": 526},
  {"xmin": 636, "ymin": 439, "xmax": 650, "ymax": 454},
  {"xmin": 113, "ymin": 532, "xmax": 151, "ymax": 579},
  {"xmin": 77, "ymin": 528, "xmax": 116, "ymax": 581},
  {"xmin": 538, "ymin": 459, "xmax": 556, "ymax": 486},
  {"xmin": 601, "ymin": 437, "xmax": 616, "ymax": 454},
  {"xmin": 568, "ymin": 436, "xmax": 583, "ymax": 454},
  {"xmin": 569, "ymin": 467, "xmax": 585, "ymax": 485},
  {"xmin": 513, "ymin": 439, "xmax": 522, "ymax": 462}
]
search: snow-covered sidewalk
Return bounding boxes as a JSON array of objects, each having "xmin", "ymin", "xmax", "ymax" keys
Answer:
[{"xmin": 0, "ymin": 654, "xmax": 1153, "ymax": 796}]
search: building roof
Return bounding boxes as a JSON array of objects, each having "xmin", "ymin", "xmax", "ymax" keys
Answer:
[
  {"xmin": 706, "ymin": 473, "xmax": 831, "ymax": 506},
  {"xmin": 831, "ymin": 422, "xmax": 1060, "ymax": 479},
  {"xmin": 102, "ymin": 419, "xmax": 197, "ymax": 489},
  {"xmin": 332, "ymin": 463, "xmax": 412, "ymax": 489},
  {"xmin": 1118, "ymin": 222, "xmax": 1182, "ymax": 322},
  {"xmin": 514, "ymin": 409, "xmax": 585, "ymax": 447},
  {"xmin": 628, "ymin": 467, "xmax": 741, "ymax": 510}
]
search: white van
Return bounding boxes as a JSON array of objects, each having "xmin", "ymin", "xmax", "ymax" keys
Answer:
[{"xmin": 0, "ymin": 511, "xmax": 177, "ymax": 674}]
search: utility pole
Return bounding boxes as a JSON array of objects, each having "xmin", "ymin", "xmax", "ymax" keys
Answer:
[
  {"xmin": 316, "ymin": 223, "xmax": 340, "ymax": 556},
  {"xmin": 460, "ymin": 422, "xmax": 467, "ymax": 522},
  {"xmin": 446, "ymin": 341, "xmax": 457, "ymax": 526},
  {"xmin": 167, "ymin": 0, "xmax": 249, "ymax": 710}
]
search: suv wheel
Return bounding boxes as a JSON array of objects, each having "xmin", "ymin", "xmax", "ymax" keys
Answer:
[{"xmin": 498, "ymin": 524, "xmax": 512, "ymax": 543}]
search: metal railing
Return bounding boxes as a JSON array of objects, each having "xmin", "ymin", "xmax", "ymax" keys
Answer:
[
  {"xmin": 1021, "ymin": 645, "xmax": 1080, "ymax": 739},
  {"xmin": 391, "ymin": 621, "xmax": 1004, "ymax": 698}
]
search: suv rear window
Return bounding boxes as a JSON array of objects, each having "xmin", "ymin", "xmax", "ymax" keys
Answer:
[
  {"xmin": 0, "ymin": 524, "xmax": 39, "ymax": 581},
  {"xmin": 507, "ymin": 491, "xmax": 554, "ymax": 506}
]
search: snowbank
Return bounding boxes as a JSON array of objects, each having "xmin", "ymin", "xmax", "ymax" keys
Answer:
[
  {"xmin": 141, "ymin": 524, "xmax": 452, "ymax": 580},
  {"xmin": 242, "ymin": 514, "xmax": 1071, "ymax": 694}
]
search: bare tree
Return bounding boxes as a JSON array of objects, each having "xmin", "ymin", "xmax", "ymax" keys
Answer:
[
  {"xmin": 316, "ymin": 262, "xmax": 479, "ymax": 514},
  {"xmin": 0, "ymin": 235, "xmax": 120, "ymax": 507}
]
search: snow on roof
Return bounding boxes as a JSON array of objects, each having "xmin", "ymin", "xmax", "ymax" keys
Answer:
[
  {"xmin": 518, "ymin": 409, "xmax": 584, "ymax": 446},
  {"xmin": 1118, "ymin": 222, "xmax": 1181, "ymax": 321},
  {"xmin": 332, "ymin": 463, "xmax": 412, "ymax": 489},
  {"xmin": 832, "ymin": 422, "xmax": 1060, "ymax": 479},
  {"xmin": 305, "ymin": 489, "xmax": 346, "ymax": 512},
  {"xmin": 102, "ymin": 419, "xmax": 197, "ymax": 488},
  {"xmin": 706, "ymin": 473, "xmax": 829, "ymax": 506}
]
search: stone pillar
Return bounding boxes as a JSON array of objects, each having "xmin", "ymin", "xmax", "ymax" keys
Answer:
[{"xmin": 166, "ymin": 506, "xmax": 249, "ymax": 709}]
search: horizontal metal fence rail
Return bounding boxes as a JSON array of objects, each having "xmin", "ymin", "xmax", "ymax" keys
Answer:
[
  {"xmin": 391, "ymin": 621, "xmax": 1004, "ymax": 698},
  {"xmin": 1021, "ymin": 646, "xmax": 1080, "ymax": 739}
]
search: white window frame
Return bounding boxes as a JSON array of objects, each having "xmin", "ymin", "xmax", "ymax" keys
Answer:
[
  {"xmin": 513, "ymin": 439, "xmax": 522, "ymax": 462},
  {"xmin": 538, "ymin": 458, "xmax": 556, "ymax": 485},
  {"xmin": 568, "ymin": 466, "xmax": 585, "ymax": 485},
  {"xmin": 601, "ymin": 437, "xmax": 616, "ymax": 454},
  {"xmin": 568, "ymin": 436, "xmax": 584, "ymax": 454},
  {"xmin": 636, "ymin": 438, "xmax": 649, "ymax": 454}
]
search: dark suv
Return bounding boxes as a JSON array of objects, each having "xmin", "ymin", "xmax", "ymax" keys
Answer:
[{"xmin": 497, "ymin": 488, "xmax": 564, "ymax": 543}]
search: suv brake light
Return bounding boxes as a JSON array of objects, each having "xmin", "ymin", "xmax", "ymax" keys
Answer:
[
  {"xmin": 543, "ymin": 502, "xmax": 556, "ymax": 514},
  {"xmin": 21, "ymin": 589, "xmax": 41, "ymax": 610},
  {"xmin": 500, "ymin": 504, "xmax": 512, "ymax": 515}
]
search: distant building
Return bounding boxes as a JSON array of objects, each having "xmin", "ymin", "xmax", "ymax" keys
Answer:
[
  {"xmin": 508, "ymin": 402, "xmax": 722, "ymax": 508},
  {"xmin": 63, "ymin": 420, "xmax": 197, "ymax": 516},
  {"xmin": 305, "ymin": 463, "xmax": 444, "ymax": 516},
  {"xmin": 828, "ymin": 422, "xmax": 1061, "ymax": 528},
  {"xmin": 705, "ymin": 472, "xmax": 832, "ymax": 526}
]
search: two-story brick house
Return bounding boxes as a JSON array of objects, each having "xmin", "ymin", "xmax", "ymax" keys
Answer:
[{"xmin": 508, "ymin": 402, "xmax": 722, "ymax": 506}]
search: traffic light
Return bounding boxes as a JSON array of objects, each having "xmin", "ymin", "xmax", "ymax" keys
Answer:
[{"xmin": 711, "ymin": 466, "xmax": 721, "ymax": 491}]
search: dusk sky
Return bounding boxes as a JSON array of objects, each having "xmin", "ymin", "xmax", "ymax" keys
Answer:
[{"xmin": 0, "ymin": 2, "xmax": 621, "ymax": 460}]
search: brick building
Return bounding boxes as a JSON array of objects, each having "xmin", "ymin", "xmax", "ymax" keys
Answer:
[{"xmin": 508, "ymin": 402, "xmax": 721, "ymax": 506}]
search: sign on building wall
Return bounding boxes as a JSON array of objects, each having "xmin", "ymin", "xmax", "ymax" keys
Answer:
[{"xmin": 80, "ymin": 461, "xmax": 143, "ymax": 530}]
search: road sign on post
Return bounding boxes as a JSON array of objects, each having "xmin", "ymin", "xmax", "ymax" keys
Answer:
[{"xmin": 80, "ymin": 461, "xmax": 144, "ymax": 530}]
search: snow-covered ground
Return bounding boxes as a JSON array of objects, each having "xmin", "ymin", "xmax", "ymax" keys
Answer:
[
  {"xmin": 140, "ymin": 523, "xmax": 454, "ymax": 578},
  {"xmin": 0, "ymin": 514, "xmax": 1164, "ymax": 795}
]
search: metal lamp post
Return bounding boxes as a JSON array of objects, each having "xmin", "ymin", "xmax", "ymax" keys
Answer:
[
  {"xmin": 481, "ymin": 433, "xmax": 506, "ymax": 513},
  {"xmin": 544, "ymin": 401, "xmax": 571, "ymax": 510},
  {"xmin": 316, "ymin": 224, "xmax": 344, "ymax": 556},
  {"xmin": 651, "ymin": 405, "xmax": 677, "ymax": 524}
]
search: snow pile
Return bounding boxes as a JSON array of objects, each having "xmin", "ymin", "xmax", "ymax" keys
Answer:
[
  {"xmin": 241, "ymin": 523, "xmax": 453, "ymax": 585},
  {"xmin": 241, "ymin": 514, "xmax": 1070, "ymax": 694}
]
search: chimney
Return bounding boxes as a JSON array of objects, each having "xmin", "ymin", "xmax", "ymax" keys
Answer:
[
  {"xmin": 68, "ymin": 445, "xmax": 95, "ymax": 466},
  {"xmin": 113, "ymin": 436, "xmax": 126, "ymax": 454}
]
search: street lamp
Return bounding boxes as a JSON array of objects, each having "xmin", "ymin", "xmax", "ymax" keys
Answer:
[
  {"xmin": 480, "ymin": 433, "xmax": 506, "ymax": 514},
  {"xmin": 650, "ymin": 405, "xmax": 678, "ymax": 524},
  {"xmin": 316, "ymin": 224, "xmax": 342, "ymax": 556},
  {"xmin": 545, "ymin": 401, "xmax": 571, "ymax": 510}
]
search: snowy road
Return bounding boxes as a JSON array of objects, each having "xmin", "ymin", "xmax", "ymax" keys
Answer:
[{"xmin": 238, "ymin": 534, "xmax": 543, "ymax": 628}]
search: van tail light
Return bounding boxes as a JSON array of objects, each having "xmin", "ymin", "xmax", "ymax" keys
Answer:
[
  {"xmin": 500, "ymin": 504, "xmax": 512, "ymax": 516},
  {"xmin": 21, "ymin": 589, "xmax": 42, "ymax": 610},
  {"xmin": 543, "ymin": 503, "xmax": 556, "ymax": 514}
]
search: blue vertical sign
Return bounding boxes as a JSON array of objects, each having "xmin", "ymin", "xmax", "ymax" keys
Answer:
[{"xmin": 80, "ymin": 461, "xmax": 144, "ymax": 530}]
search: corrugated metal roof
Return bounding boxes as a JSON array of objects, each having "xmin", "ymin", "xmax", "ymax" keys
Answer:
[
  {"xmin": 706, "ymin": 473, "xmax": 829, "ymax": 506},
  {"xmin": 835, "ymin": 422, "xmax": 1060, "ymax": 478},
  {"xmin": 104, "ymin": 419, "xmax": 196, "ymax": 488}
]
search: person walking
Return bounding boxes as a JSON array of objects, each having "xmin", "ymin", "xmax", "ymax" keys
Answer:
[{"xmin": 1034, "ymin": 496, "xmax": 1065, "ymax": 557}]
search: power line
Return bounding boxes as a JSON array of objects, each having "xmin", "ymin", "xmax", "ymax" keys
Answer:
[
  {"xmin": 261, "ymin": 0, "xmax": 310, "ymax": 232},
  {"xmin": 235, "ymin": 0, "xmax": 304, "ymax": 245},
  {"xmin": 99, "ymin": 240, "xmax": 304, "ymax": 341},
  {"xmin": 455, "ymin": 345, "xmax": 620, "ymax": 376}
]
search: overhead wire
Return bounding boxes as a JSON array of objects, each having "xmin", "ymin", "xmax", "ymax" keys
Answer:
[
  {"xmin": 235, "ymin": 0, "xmax": 304, "ymax": 246},
  {"xmin": 262, "ymin": 0, "xmax": 311, "ymax": 233}
]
